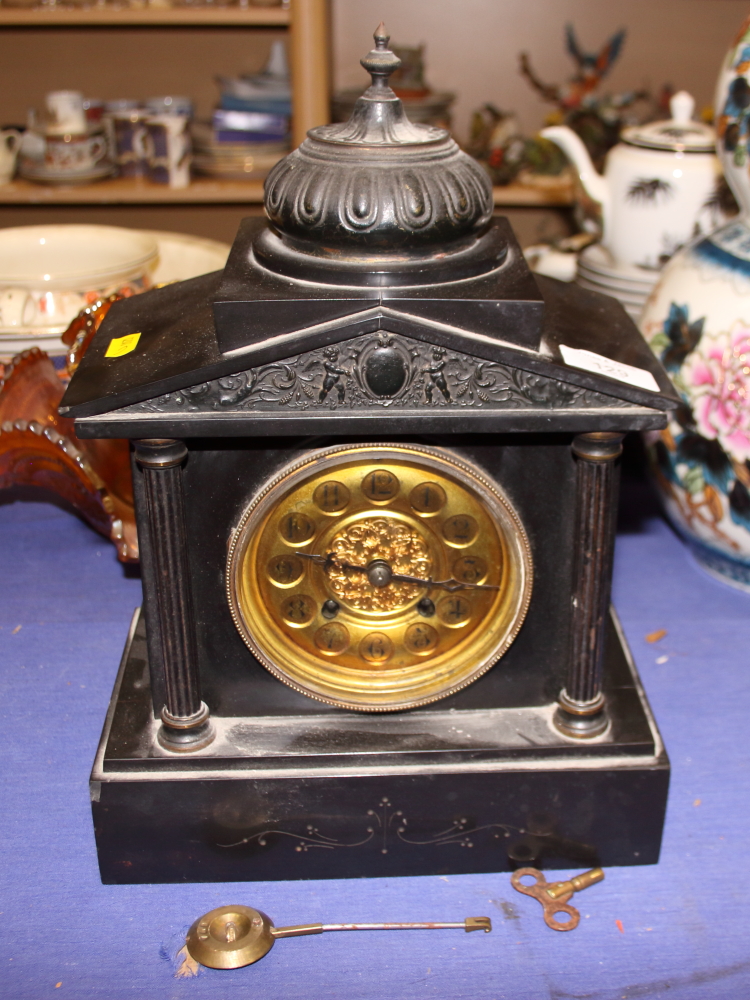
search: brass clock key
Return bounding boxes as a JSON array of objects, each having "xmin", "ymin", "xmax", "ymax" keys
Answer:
[
  {"xmin": 186, "ymin": 904, "xmax": 492, "ymax": 969},
  {"xmin": 511, "ymin": 867, "xmax": 605, "ymax": 930}
]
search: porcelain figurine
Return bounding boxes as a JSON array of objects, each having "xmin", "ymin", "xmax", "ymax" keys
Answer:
[
  {"xmin": 543, "ymin": 92, "xmax": 723, "ymax": 271},
  {"xmin": 521, "ymin": 24, "xmax": 626, "ymax": 115},
  {"xmin": 639, "ymin": 15, "xmax": 750, "ymax": 588},
  {"xmin": 521, "ymin": 24, "xmax": 656, "ymax": 173}
]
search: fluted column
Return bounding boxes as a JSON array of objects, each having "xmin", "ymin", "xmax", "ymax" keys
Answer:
[
  {"xmin": 134, "ymin": 439, "xmax": 214, "ymax": 752},
  {"xmin": 554, "ymin": 432, "xmax": 624, "ymax": 739}
]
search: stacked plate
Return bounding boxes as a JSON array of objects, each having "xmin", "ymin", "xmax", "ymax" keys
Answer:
[
  {"xmin": 191, "ymin": 121, "xmax": 287, "ymax": 181},
  {"xmin": 575, "ymin": 243, "xmax": 659, "ymax": 323}
]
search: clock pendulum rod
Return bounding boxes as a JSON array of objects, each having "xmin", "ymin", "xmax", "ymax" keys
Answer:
[
  {"xmin": 554, "ymin": 431, "xmax": 624, "ymax": 738},
  {"xmin": 186, "ymin": 903, "xmax": 492, "ymax": 969},
  {"xmin": 134, "ymin": 439, "xmax": 214, "ymax": 752}
]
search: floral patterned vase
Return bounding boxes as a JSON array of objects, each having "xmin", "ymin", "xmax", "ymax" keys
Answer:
[{"xmin": 640, "ymin": 15, "xmax": 750, "ymax": 589}]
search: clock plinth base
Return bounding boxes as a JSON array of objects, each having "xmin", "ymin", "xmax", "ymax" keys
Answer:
[{"xmin": 91, "ymin": 608, "xmax": 669, "ymax": 885}]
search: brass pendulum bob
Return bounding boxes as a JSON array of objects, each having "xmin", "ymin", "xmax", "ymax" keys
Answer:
[{"xmin": 186, "ymin": 904, "xmax": 492, "ymax": 969}]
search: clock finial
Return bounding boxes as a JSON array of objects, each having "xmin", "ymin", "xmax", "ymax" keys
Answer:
[{"xmin": 360, "ymin": 22, "xmax": 402, "ymax": 90}]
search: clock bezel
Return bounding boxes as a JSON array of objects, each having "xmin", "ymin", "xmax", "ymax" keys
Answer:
[{"xmin": 226, "ymin": 442, "xmax": 534, "ymax": 711}]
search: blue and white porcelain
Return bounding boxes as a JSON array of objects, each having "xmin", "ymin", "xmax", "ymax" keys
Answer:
[{"xmin": 640, "ymin": 15, "xmax": 750, "ymax": 589}]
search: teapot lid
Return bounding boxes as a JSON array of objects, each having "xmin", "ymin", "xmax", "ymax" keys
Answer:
[{"xmin": 621, "ymin": 91, "xmax": 715, "ymax": 152}]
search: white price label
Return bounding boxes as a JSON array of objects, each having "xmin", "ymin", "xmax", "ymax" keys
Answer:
[{"xmin": 559, "ymin": 345, "xmax": 660, "ymax": 393}]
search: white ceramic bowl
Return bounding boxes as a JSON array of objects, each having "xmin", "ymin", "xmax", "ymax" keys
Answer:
[
  {"xmin": 0, "ymin": 224, "xmax": 158, "ymax": 335},
  {"xmin": 144, "ymin": 230, "xmax": 230, "ymax": 284},
  {"xmin": 0, "ymin": 227, "xmax": 230, "ymax": 359}
]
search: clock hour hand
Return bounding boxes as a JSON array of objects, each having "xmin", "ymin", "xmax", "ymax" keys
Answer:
[
  {"xmin": 388, "ymin": 572, "xmax": 499, "ymax": 592},
  {"xmin": 299, "ymin": 552, "xmax": 376, "ymax": 577},
  {"xmin": 297, "ymin": 551, "xmax": 336, "ymax": 569},
  {"xmin": 297, "ymin": 552, "xmax": 498, "ymax": 592}
]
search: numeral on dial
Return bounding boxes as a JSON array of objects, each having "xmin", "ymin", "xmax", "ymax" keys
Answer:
[
  {"xmin": 359, "ymin": 632, "xmax": 394, "ymax": 663},
  {"xmin": 280, "ymin": 594, "xmax": 316, "ymax": 627},
  {"xmin": 404, "ymin": 622, "xmax": 439, "ymax": 655},
  {"xmin": 314, "ymin": 623, "xmax": 350, "ymax": 654},
  {"xmin": 452, "ymin": 555, "xmax": 488, "ymax": 585},
  {"xmin": 279, "ymin": 512, "xmax": 315, "ymax": 545},
  {"xmin": 442, "ymin": 514, "xmax": 478, "ymax": 547},
  {"xmin": 267, "ymin": 554, "xmax": 304, "ymax": 587},
  {"xmin": 361, "ymin": 469, "xmax": 400, "ymax": 502},
  {"xmin": 409, "ymin": 481, "xmax": 447, "ymax": 514},
  {"xmin": 313, "ymin": 481, "xmax": 350, "ymax": 514},
  {"xmin": 438, "ymin": 595, "xmax": 471, "ymax": 627}
]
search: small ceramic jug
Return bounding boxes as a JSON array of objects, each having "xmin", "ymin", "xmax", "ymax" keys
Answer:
[
  {"xmin": 543, "ymin": 92, "xmax": 722, "ymax": 271},
  {"xmin": 640, "ymin": 15, "xmax": 750, "ymax": 588},
  {"xmin": 0, "ymin": 129, "xmax": 22, "ymax": 184}
]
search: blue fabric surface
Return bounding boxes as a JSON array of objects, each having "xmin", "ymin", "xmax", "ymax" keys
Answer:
[{"xmin": 1, "ymin": 493, "xmax": 749, "ymax": 1000}]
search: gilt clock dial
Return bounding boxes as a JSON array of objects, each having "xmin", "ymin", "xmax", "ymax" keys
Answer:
[{"xmin": 227, "ymin": 444, "xmax": 533, "ymax": 710}]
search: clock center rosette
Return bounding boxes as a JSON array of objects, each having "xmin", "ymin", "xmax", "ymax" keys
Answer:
[{"xmin": 326, "ymin": 516, "xmax": 431, "ymax": 613}]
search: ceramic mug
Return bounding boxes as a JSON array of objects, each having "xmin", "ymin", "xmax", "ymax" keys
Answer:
[
  {"xmin": 83, "ymin": 98, "xmax": 105, "ymax": 127},
  {"xmin": 145, "ymin": 95, "xmax": 193, "ymax": 118},
  {"xmin": 108, "ymin": 110, "xmax": 149, "ymax": 178},
  {"xmin": 44, "ymin": 131, "xmax": 108, "ymax": 174},
  {"xmin": 144, "ymin": 114, "xmax": 191, "ymax": 188},
  {"xmin": 45, "ymin": 90, "xmax": 86, "ymax": 136},
  {"xmin": 0, "ymin": 129, "xmax": 22, "ymax": 183}
]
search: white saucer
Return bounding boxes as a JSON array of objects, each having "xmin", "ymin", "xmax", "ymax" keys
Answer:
[
  {"xmin": 575, "ymin": 266, "xmax": 655, "ymax": 295},
  {"xmin": 577, "ymin": 260, "xmax": 659, "ymax": 292},
  {"xmin": 578, "ymin": 243, "xmax": 659, "ymax": 286},
  {"xmin": 575, "ymin": 277, "xmax": 650, "ymax": 307},
  {"xmin": 18, "ymin": 161, "xmax": 115, "ymax": 185}
]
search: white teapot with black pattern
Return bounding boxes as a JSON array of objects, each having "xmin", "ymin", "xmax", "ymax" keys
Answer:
[{"xmin": 543, "ymin": 92, "xmax": 722, "ymax": 271}]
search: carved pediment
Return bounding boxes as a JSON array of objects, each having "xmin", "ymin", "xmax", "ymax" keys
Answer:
[{"xmin": 120, "ymin": 332, "xmax": 624, "ymax": 415}]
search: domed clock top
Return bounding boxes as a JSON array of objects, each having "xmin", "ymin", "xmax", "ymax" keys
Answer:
[{"xmin": 263, "ymin": 24, "xmax": 493, "ymax": 250}]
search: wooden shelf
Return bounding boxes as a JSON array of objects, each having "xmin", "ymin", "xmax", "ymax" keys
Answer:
[
  {"xmin": 0, "ymin": 175, "xmax": 267, "ymax": 203},
  {"xmin": 0, "ymin": 177, "xmax": 574, "ymax": 208},
  {"xmin": 0, "ymin": 5, "xmax": 289, "ymax": 26},
  {"xmin": 493, "ymin": 182, "xmax": 573, "ymax": 208}
]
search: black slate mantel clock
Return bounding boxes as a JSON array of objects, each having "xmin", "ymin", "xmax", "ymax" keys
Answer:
[{"xmin": 61, "ymin": 27, "xmax": 677, "ymax": 885}]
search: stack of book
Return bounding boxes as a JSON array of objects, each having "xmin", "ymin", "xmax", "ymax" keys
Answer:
[{"xmin": 192, "ymin": 41, "xmax": 291, "ymax": 181}]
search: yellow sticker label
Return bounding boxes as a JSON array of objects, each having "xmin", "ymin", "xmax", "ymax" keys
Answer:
[{"xmin": 105, "ymin": 332, "xmax": 141, "ymax": 358}]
